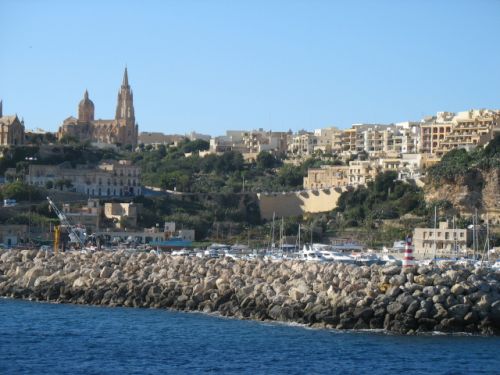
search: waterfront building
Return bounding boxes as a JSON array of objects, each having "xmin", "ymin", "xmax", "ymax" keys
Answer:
[
  {"xmin": 412, "ymin": 221, "xmax": 468, "ymax": 259},
  {"xmin": 57, "ymin": 69, "xmax": 138, "ymax": 147},
  {"xmin": 0, "ymin": 101, "xmax": 25, "ymax": 146},
  {"xmin": 0, "ymin": 224, "xmax": 28, "ymax": 247}
]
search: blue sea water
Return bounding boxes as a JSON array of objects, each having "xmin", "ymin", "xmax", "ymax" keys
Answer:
[{"xmin": 0, "ymin": 299, "xmax": 499, "ymax": 375}]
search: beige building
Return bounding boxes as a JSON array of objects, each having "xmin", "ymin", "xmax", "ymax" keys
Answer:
[
  {"xmin": 138, "ymin": 132, "xmax": 184, "ymax": 146},
  {"xmin": 288, "ymin": 132, "xmax": 318, "ymax": 157},
  {"xmin": 419, "ymin": 112, "xmax": 455, "ymax": 154},
  {"xmin": 57, "ymin": 69, "xmax": 138, "ymax": 147},
  {"xmin": 304, "ymin": 165, "xmax": 349, "ymax": 189},
  {"xmin": 63, "ymin": 199, "xmax": 102, "ymax": 231},
  {"xmin": 313, "ymin": 127, "xmax": 342, "ymax": 153},
  {"xmin": 418, "ymin": 109, "xmax": 498, "ymax": 156},
  {"xmin": 348, "ymin": 160, "xmax": 378, "ymax": 187},
  {"xmin": 435, "ymin": 109, "xmax": 499, "ymax": 156},
  {"xmin": 209, "ymin": 129, "xmax": 289, "ymax": 155},
  {"xmin": 27, "ymin": 160, "xmax": 141, "ymax": 197},
  {"xmin": 413, "ymin": 221, "xmax": 467, "ymax": 259},
  {"xmin": 0, "ymin": 101, "xmax": 25, "ymax": 146},
  {"xmin": 104, "ymin": 202, "xmax": 141, "ymax": 228}
]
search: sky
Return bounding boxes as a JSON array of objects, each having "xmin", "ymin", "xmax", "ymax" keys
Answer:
[{"xmin": 1, "ymin": 0, "xmax": 499, "ymax": 136}]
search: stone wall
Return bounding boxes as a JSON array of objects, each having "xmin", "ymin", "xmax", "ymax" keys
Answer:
[{"xmin": 257, "ymin": 188, "xmax": 343, "ymax": 219}]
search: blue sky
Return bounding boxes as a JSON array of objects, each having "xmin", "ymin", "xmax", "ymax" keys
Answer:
[{"xmin": 1, "ymin": 0, "xmax": 499, "ymax": 135}]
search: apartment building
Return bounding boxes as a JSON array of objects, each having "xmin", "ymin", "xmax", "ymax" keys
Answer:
[
  {"xmin": 209, "ymin": 129, "xmax": 289, "ymax": 155},
  {"xmin": 313, "ymin": 127, "xmax": 342, "ymax": 153},
  {"xmin": 287, "ymin": 132, "xmax": 318, "ymax": 157},
  {"xmin": 435, "ymin": 109, "xmax": 499, "ymax": 156},
  {"xmin": 419, "ymin": 112, "xmax": 455, "ymax": 154}
]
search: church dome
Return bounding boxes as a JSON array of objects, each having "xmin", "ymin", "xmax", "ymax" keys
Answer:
[{"xmin": 78, "ymin": 90, "xmax": 95, "ymax": 122}]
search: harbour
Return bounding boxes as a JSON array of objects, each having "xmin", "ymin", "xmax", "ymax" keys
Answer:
[{"xmin": 1, "ymin": 298, "xmax": 499, "ymax": 375}]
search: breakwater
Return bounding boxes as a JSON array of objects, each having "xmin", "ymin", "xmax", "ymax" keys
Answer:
[{"xmin": 0, "ymin": 250, "xmax": 499, "ymax": 335}]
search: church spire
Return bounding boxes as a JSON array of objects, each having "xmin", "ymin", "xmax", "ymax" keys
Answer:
[
  {"xmin": 122, "ymin": 67, "xmax": 129, "ymax": 87},
  {"xmin": 0, "ymin": 99, "xmax": 2, "ymax": 117},
  {"xmin": 116, "ymin": 68, "xmax": 134, "ymax": 121}
]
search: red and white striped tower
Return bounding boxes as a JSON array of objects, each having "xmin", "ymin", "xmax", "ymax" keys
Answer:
[{"xmin": 402, "ymin": 236, "xmax": 416, "ymax": 268}]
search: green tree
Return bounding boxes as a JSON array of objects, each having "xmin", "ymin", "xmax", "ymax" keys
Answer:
[{"xmin": 256, "ymin": 151, "xmax": 280, "ymax": 170}]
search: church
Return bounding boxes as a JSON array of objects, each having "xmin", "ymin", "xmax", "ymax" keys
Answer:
[
  {"xmin": 0, "ymin": 100, "xmax": 25, "ymax": 146},
  {"xmin": 57, "ymin": 68, "xmax": 138, "ymax": 147}
]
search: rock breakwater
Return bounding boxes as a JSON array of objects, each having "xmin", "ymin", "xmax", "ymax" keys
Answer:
[{"xmin": 1, "ymin": 250, "xmax": 499, "ymax": 335}]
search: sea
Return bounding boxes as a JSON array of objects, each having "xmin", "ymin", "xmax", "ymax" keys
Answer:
[{"xmin": 0, "ymin": 298, "xmax": 499, "ymax": 375}]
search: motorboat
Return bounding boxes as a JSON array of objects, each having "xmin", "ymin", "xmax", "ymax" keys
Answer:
[
  {"xmin": 381, "ymin": 254, "xmax": 402, "ymax": 266},
  {"xmin": 351, "ymin": 252, "xmax": 382, "ymax": 266},
  {"xmin": 172, "ymin": 249, "xmax": 190, "ymax": 256},
  {"xmin": 299, "ymin": 245, "xmax": 326, "ymax": 262},
  {"xmin": 204, "ymin": 248, "xmax": 220, "ymax": 258},
  {"xmin": 319, "ymin": 250, "xmax": 355, "ymax": 264}
]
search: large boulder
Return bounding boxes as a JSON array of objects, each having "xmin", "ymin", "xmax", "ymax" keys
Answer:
[
  {"xmin": 23, "ymin": 266, "xmax": 47, "ymax": 288},
  {"xmin": 100, "ymin": 266, "xmax": 113, "ymax": 279},
  {"xmin": 448, "ymin": 304, "xmax": 470, "ymax": 321}
]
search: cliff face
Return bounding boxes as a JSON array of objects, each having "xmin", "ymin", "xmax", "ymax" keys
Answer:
[{"xmin": 425, "ymin": 169, "xmax": 499, "ymax": 215}]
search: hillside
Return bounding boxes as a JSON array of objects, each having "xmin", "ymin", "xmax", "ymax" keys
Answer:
[{"xmin": 425, "ymin": 134, "xmax": 500, "ymax": 216}]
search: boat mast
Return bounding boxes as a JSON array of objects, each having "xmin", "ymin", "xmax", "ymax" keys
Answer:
[
  {"xmin": 279, "ymin": 217, "xmax": 284, "ymax": 251},
  {"xmin": 433, "ymin": 205, "xmax": 437, "ymax": 260},
  {"xmin": 453, "ymin": 216, "xmax": 457, "ymax": 260},
  {"xmin": 297, "ymin": 224, "xmax": 301, "ymax": 250},
  {"xmin": 473, "ymin": 208, "xmax": 478, "ymax": 260},
  {"xmin": 485, "ymin": 213, "xmax": 490, "ymax": 264},
  {"xmin": 271, "ymin": 212, "xmax": 275, "ymax": 250},
  {"xmin": 310, "ymin": 224, "xmax": 313, "ymax": 246}
]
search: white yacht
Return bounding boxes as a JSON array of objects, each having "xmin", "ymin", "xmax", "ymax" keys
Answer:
[{"xmin": 299, "ymin": 245, "xmax": 326, "ymax": 262}]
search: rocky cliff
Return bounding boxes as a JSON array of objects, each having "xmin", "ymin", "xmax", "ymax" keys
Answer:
[
  {"xmin": 425, "ymin": 169, "xmax": 499, "ymax": 215},
  {"xmin": 1, "ymin": 250, "xmax": 499, "ymax": 335}
]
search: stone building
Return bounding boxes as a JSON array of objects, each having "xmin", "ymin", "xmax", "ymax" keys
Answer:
[
  {"xmin": 27, "ymin": 160, "xmax": 141, "ymax": 197},
  {"xmin": 0, "ymin": 101, "xmax": 25, "ymax": 146},
  {"xmin": 303, "ymin": 165, "xmax": 350, "ymax": 189},
  {"xmin": 57, "ymin": 69, "xmax": 138, "ymax": 147},
  {"xmin": 412, "ymin": 221, "xmax": 468, "ymax": 259},
  {"xmin": 104, "ymin": 202, "xmax": 141, "ymax": 228},
  {"xmin": 62, "ymin": 199, "xmax": 102, "ymax": 231}
]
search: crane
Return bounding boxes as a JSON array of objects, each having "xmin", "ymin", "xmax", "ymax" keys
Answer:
[{"xmin": 46, "ymin": 196, "xmax": 86, "ymax": 249}]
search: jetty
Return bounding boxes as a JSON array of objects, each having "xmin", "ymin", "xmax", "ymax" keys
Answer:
[{"xmin": 0, "ymin": 249, "xmax": 499, "ymax": 335}]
